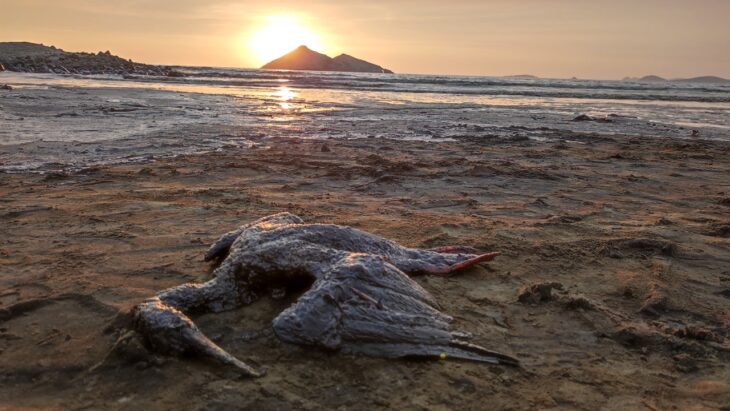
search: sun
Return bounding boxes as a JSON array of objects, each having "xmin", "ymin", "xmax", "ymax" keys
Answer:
[{"xmin": 248, "ymin": 15, "xmax": 325, "ymax": 65}]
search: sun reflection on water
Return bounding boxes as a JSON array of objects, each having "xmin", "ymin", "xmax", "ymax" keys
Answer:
[{"xmin": 275, "ymin": 86, "xmax": 296, "ymax": 110}]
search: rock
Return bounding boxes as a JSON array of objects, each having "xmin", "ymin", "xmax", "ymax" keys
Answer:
[
  {"xmin": 320, "ymin": 144, "xmax": 331, "ymax": 153},
  {"xmin": 602, "ymin": 238, "xmax": 677, "ymax": 258},
  {"xmin": 0, "ymin": 42, "xmax": 170, "ymax": 76},
  {"xmin": 0, "ymin": 63, "xmax": 5, "ymax": 71},
  {"xmin": 465, "ymin": 287, "xmax": 496, "ymax": 304},
  {"xmin": 42, "ymin": 171, "xmax": 69, "ymax": 181},
  {"xmin": 656, "ymin": 217, "xmax": 673, "ymax": 225},
  {"xmin": 706, "ymin": 223, "xmax": 730, "ymax": 238},
  {"xmin": 262, "ymin": 45, "xmax": 393, "ymax": 74},
  {"xmin": 573, "ymin": 114, "xmax": 593, "ymax": 122},
  {"xmin": 573, "ymin": 114, "xmax": 612, "ymax": 123},
  {"xmin": 166, "ymin": 70, "xmax": 185, "ymax": 78},
  {"xmin": 669, "ymin": 324, "xmax": 722, "ymax": 343},
  {"xmin": 610, "ymin": 326, "xmax": 665, "ymax": 350},
  {"xmin": 1, "ymin": 84, "xmax": 13, "ymax": 91},
  {"xmin": 517, "ymin": 281, "xmax": 563, "ymax": 304},
  {"xmin": 563, "ymin": 295, "xmax": 594, "ymax": 310},
  {"xmin": 673, "ymin": 353, "xmax": 699, "ymax": 373},
  {"xmin": 137, "ymin": 167, "xmax": 156, "ymax": 176}
]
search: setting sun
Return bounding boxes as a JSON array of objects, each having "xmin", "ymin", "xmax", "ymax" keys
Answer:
[{"xmin": 248, "ymin": 15, "xmax": 325, "ymax": 65}]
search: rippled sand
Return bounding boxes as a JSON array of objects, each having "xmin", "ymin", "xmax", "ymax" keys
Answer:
[{"xmin": 1, "ymin": 131, "xmax": 729, "ymax": 409}]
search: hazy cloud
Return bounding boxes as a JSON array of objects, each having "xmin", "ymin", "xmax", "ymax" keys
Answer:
[{"xmin": 2, "ymin": 0, "xmax": 728, "ymax": 78}]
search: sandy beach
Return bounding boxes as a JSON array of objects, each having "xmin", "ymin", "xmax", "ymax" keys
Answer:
[
  {"xmin": 4, "ymin": 1, "xmax": 730, "ymax": 408},
  {"xmin": 1, "ymin": 129, "xmax": 729, "ymax": 409}
]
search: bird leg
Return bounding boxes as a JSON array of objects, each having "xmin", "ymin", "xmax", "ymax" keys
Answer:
[
  {"xmin": 397, "ymin": 249, "xmax": 500, "ymax": 276},
  {"xmin": 429, "ymin": 245, "xmax": 480, "ymax": 254},
  {"xmin": 440, "ymin": 252, "xmax": 501, "ymax": 274}
]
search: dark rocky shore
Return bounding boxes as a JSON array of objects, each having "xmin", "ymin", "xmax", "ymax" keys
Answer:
[{"xmin": 0, "ymin": 42, "xmax": 177, "ymax": 76}]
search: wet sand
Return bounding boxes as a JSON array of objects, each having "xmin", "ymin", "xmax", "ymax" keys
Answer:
[{"xmin": 1, "ymin": 133, "xmax": 729, "ymax": 410}]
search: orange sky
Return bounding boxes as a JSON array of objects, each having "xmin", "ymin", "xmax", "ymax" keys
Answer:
[{"xmin": 2, "ymin": 0, "xmax": 729, "ymax": 79}]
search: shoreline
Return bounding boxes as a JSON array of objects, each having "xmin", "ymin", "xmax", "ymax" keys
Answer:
[
  {"xmin": 3, "ymin": 70, "xmax": 730, "ymax": 171},
  {"xmin": 1, "ymin": 134, "xmax": 729, "ymax": 409}
]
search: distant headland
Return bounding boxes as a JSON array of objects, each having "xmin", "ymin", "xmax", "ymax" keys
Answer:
[
  {"xmin": 623, "ymin": 74, "xmax": 730, "ymax": 84},
  {"xmin": 0, "ymin": 42, "xmax": 393, "ymax": 76},
  {"xmin": 262, "ymin": 45, "xmax": 393, "ymax": 74},
  {"xmin": 0, "ymin": 42, "xmax": 178, "ymax": 76}
]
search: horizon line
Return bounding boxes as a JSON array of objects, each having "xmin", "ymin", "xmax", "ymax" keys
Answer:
[{"xmin": 2, "ymin": 40, "xmax": 729, "ymax": 82}]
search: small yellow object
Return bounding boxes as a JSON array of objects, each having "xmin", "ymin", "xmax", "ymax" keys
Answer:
[{"xmin": 439, "ymin": 352, "xmax": 447, "ymax": 360}]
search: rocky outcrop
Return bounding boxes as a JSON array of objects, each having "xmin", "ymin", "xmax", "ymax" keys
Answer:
[
  {"xmin": 0, "ymin": 42, "xmax": 176, "ymax": 76},
  {"xmin": 673, "ymin": 76, "xmax": 730, "ymax": 84},
  {"xmin": 262, "ymin": 46, "xmax": 333, "ymax": 71},
  {"xmin": 330, "ymin": 53, "xmax": 392, "ymax": 73},
  {"xmin": 624, "ymin": 74, "xmax": 730, "ymax": 84},
  {"xmin": 262, "ymin": 45, "xmax": 393, "ymax": 74}
]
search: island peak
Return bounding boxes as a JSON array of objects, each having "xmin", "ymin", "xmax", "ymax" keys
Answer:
[{"xmin": 262, "ymin": 46, "xmax": 393, "ymax": 74}]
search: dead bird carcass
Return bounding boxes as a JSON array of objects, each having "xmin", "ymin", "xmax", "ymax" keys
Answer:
[{"xmin": 132, "ymin": 213, "xmax": 518, "ymax": 376}]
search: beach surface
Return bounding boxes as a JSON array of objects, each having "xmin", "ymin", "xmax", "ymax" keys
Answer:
[{"xmin": 1, "ymin": 129, "xmax": 729, "ymax": 409}]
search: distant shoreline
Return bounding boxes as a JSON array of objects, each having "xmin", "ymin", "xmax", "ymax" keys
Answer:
[
  {"xmin": 623, "ymin": 74, "xmax": 730, "ymax": 85},
  {"xmin": 3, "ymin": 41, "xmax": 729, "ymax": 82},
  {"xmin": 0, "ymin": 41, "xmax": 177, "ymax": 76}
]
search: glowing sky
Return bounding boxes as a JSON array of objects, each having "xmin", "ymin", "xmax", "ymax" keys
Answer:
[{"xmin": 2, "ymin": 0, "xmax": 729, "ymax": 79}]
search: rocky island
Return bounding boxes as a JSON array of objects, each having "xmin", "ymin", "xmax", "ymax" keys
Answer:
[
  {"xmin": 0, "ymin": 42, "xmax": 176, "ymax": 76},
  {"xmin": 262, "ymin": 45, "xmax": 393, "ymax": 74},
  {"xmin": 623, "ymin": 74, "xmax": 730, "ymax": 84}
]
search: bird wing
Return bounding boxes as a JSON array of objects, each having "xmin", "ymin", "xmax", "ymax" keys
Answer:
[{"xmin": 272, "ymin": 254, "xmax": 518, "ymax": 366}]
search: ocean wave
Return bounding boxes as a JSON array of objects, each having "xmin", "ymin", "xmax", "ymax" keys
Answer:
[
  {"xmin": 122, "ymin": 71, "xmax": 730, "ymax": 103},
  {"xmin": 171, "ymin": 67, "xmax": 730, "ymax": 92}
]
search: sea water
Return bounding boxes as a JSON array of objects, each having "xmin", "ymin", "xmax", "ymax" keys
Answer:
[{"xmin": 1, "ymin": 69, "xmax": 729, "ymax": 171}]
